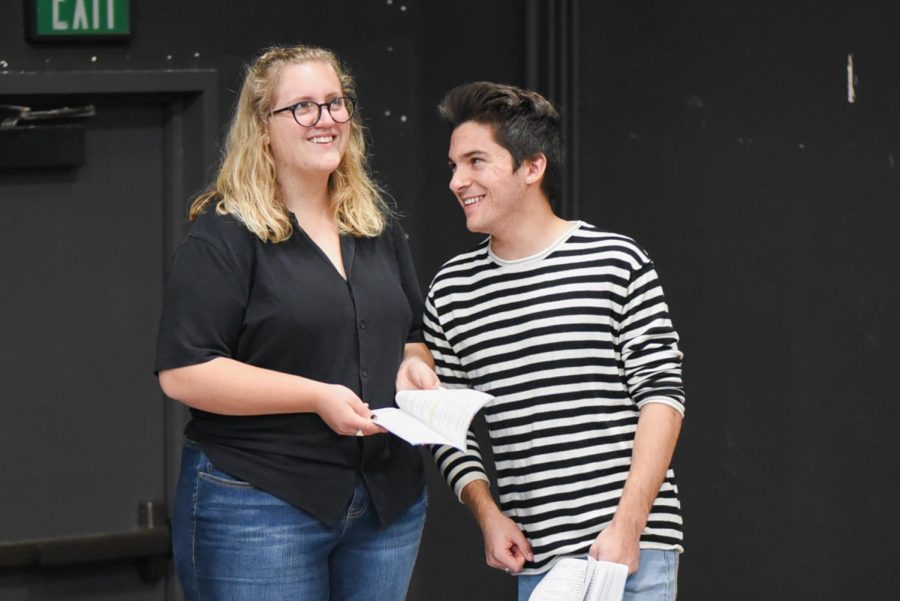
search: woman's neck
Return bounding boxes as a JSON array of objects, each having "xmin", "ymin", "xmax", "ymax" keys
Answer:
[{"xmin": 278, "ymin": 170, "xmax": 332, "ymax": 221}]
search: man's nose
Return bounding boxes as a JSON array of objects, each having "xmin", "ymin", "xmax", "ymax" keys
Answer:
[{"xmin": 450, "ymin": 168, "xmax": 468, "ymax": 192}]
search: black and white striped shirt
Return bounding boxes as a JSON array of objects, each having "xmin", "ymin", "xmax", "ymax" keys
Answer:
[{"xmin": 424, "ymin": 222, "xmax": 685, "ymax": 574}]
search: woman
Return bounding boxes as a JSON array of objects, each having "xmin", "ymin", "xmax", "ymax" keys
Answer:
[{"xmin": 155, "ymin": 44, "xmax": 438, "ymax": 601}]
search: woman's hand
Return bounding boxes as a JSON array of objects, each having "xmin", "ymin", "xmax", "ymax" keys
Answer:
[{"xmin": 315, "ymin": 384, "xmax": 383, "ymax": 436}]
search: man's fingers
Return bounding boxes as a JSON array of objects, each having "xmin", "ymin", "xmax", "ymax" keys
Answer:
[
  {"xmin": 512, "ymin": 543, "xmax": 534, "ymax": 563},
  {"xmin": 404, "ymin": 360, "xmax": 440, "ymax": 390},
  {"xmin": 510, "ymin": 531, "xmax": 534, "ymax": 562},
  {"xmin": 421, "ymin": 370, "xmax": 441, "ymax": 388},
  {"xmin": 487, "ymin": 543, "xmax": 526, "ymax": 573}
]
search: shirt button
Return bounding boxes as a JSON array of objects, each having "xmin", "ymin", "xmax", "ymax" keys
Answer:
[
  {"xmin": 361, "ymin": 369, "xmax": 368, "ymax": 379},
  {"xmin": 359, "ymin": 320, "xmax": 367, "ymax": 329}
]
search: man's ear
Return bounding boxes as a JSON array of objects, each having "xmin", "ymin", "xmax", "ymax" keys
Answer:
[{"xmin": 523, "ymin": 153, "xmax": 547, "ymax": 185}]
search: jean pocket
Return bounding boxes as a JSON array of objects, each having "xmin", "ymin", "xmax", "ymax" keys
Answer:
[{"xmin": 198, "ymin": 460, "xmax": 254, "ymax": 489}]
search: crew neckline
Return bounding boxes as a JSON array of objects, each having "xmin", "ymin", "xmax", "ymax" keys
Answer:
[{"xmin": 488, "ymin": 221, "xmax": 583, "ymax": 266}]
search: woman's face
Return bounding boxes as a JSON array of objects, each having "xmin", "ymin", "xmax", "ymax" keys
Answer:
[{"xmin": 267, "ymin": 61, "xmax": 351, "ymax": 181}]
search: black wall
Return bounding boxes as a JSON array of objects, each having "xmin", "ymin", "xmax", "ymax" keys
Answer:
[
  {"xmin": 570, "ymin": 2, "xmax": 900, "ymax": 599},
  {"xmin": 3, "ymin": 1, "xmax": 899, "ymax": 599}
]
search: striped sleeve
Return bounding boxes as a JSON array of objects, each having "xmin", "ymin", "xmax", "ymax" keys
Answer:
[
  {"xmin": 617, "ymin": 257, "xmax": 685, "ymax": 415},
  {"xmin": 424, "ymin": 287, "xmax": 490, "ymax": 499}
]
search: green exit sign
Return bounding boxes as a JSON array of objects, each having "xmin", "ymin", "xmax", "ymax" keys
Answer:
[{"xmin": 27, "ymin": 0, "xmax": 131, "ymax": 41}]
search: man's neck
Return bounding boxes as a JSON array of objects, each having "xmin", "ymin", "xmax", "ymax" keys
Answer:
[{"xmin": 489, "ymin": 203, "xmax": 574, "ymax": 261}]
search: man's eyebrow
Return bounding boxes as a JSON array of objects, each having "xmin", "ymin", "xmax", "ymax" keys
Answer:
[{"xmin": 449, "ymin": 150, "xmax": 487, "ymax": 162}]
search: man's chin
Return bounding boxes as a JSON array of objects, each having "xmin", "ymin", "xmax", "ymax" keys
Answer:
[{"xmin": 464, "ymin": 219, "xmax": 488, "ymax": 235}]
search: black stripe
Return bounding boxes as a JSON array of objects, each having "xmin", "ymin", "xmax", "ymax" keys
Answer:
[
  {"xmin": 437, "ymin": 268, "xmax": 631, "ymax": 313},
  {"xmin": 491, "ymin": 414, "xmax": 637, "ymax": 448},
  {"xmin": 483, "ymin": 371, "xmax": 626, "ymax": 399},
  {"xmin": 492, "ymin": 426, "xmax": 635, "ymax": 463},
  {"xmin": 441, "ymin": 287, "xmax": 624, "ymax": 333},
  {"xmin": 444, "ymin": 299, "xmax": 620, "ymax": 342},
  {"xmin": 496, "ymin": 447, "xmax": 633, "ymax": 480},
  {"xmin": 497, "ymin": 457, "xmax": 630, "ymax": 495},
  {"xmin": 464, "ymin": 338, "xmax": 616, "ymax": 373},
  {"xmin": 482, "ymin": 388, "xmax": 633, "ymax": 424}
]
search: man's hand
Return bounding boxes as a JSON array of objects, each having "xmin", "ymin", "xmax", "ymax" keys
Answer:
[
  {"xmin": 461, "ymin": 480, "xmax": 534, "ymax": 574},
  {"xmin": 396, "ymin": 357, "xmax": 440, "ymax": 390},
  {"xmin": 481, "ymin": 511, "xmax": 534, "ymax": 573},
  {"xmin": 589, "ymin": 523, "xmax": 641, "ymax": 575},
  {"xmin": 396, "ymin": 342, "xmax": 440, "ymax": 391}
]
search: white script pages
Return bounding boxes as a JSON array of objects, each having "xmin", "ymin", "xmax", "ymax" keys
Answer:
[
  {"xmin": 529, "ymin": 558, "xmax": 628, "ymax": 601},
  {"xmin": 370, "ymin": 387, "xmax": 493, "ymax": 451}
]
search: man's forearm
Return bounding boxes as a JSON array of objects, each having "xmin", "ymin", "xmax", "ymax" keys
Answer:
[
  {"xmin": 401, "ymin": 342, "xmax": 436, "ymax": 369},
  {"xmin": 461, "ymin": 479, "xmax": 535, "ymax": 570},
  {"xmin": 460, "ymin": 479, "xmax": 502, "ymax": 529},
  {"xmin": 611, "ymin": 403, "xmax": 683, "ymax": 536}
]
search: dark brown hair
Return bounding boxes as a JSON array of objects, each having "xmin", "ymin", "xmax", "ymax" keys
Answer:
[{"xmin": 438, "ymin": 81, "xmax": 562, "ymax": 202}]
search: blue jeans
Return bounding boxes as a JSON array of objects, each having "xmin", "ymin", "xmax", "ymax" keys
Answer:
[
  {"xmin": 517, "ymin": 550, "xmax": 679, "ymax": 601},
  {"xmin": 173, "ymin": 440, "xmax": 426, "ymax": 601}
]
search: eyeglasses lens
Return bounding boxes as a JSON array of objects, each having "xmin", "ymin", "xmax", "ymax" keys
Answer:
[{"xmin": 294, "ymin": 98, "xmax": 354, "ymax": 126}]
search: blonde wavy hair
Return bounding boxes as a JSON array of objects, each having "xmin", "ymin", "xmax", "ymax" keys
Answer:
[{"xmin": 190, "ymin": 44, "xmax": 390, "ymax": 241}]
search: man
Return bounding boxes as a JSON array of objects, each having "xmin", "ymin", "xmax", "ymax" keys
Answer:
[{"xmin": 423, "ymin": 81, "xmax": 685, "ymax": 601}]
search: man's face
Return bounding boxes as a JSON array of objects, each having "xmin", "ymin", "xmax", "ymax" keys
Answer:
[{"xmin": 447, "ymin": 121, "xmax": 529, "ymax": 236}]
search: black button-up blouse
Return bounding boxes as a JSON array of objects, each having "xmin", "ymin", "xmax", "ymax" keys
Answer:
[{"xmin": 155, "ymin": 208, "xmax": 425, "ymax": 527}]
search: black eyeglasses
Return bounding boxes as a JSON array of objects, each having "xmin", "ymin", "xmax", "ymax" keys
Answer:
[{"xmin": 270, "ymin": 96, "xmax": 356, "ymax": 127}]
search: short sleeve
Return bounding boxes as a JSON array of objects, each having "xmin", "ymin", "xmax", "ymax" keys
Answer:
[{"xmin": 154, "ymin": 232, "xmax": 249, "ymax": 373}]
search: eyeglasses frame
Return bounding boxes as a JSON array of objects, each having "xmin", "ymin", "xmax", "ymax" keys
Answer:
[{"xmin": 270, "ymin": 96, "xmax": 357, "ymax": 127}]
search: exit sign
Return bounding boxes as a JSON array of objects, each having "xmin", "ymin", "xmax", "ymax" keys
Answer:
[{"xmin": 27, "ymin": 0, "xmax": 131, "ymax": 41}]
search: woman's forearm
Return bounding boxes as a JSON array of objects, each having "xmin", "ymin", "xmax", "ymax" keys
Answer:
[{"xmin": 158, "ymin": 356, "xmax": 332, "ymax": 416}]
